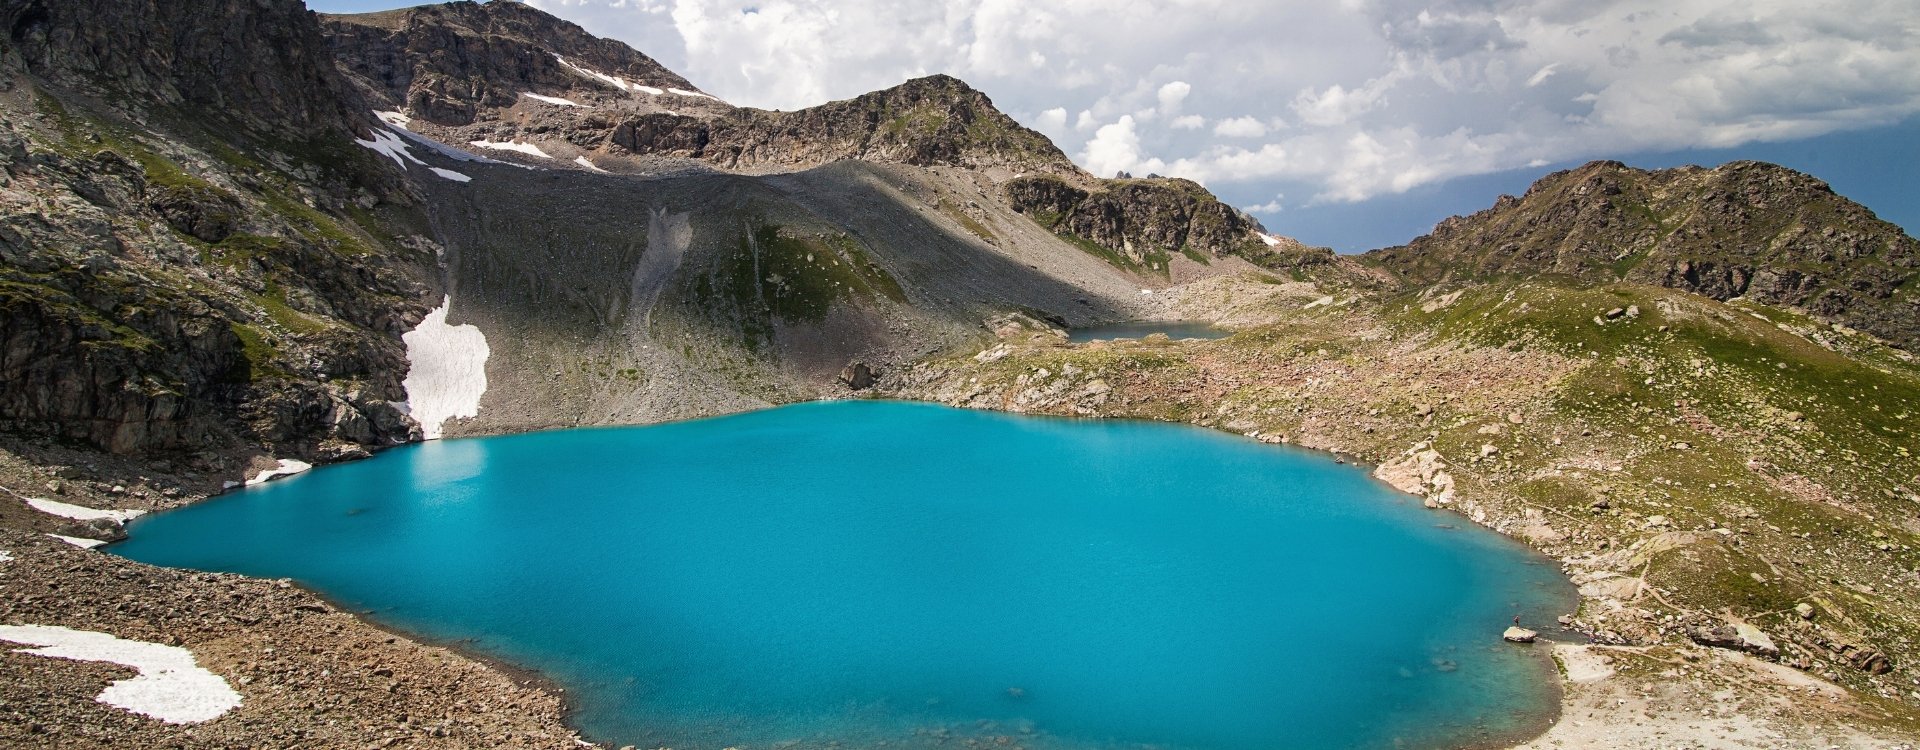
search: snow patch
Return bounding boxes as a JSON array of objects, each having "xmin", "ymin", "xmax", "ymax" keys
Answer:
[
  {"xmin": 246, "ymin": 459, "xmax": 313, "ymax": 487},
  {"xmin": 354, "ymin": 128, "xmax": 425, "ymax": 169},
  {"xmin": 573, "ymin": 155, "xmax": 608, "ymax": 173},
  {"xmin": 1255, "ymin": 231, "xmax": 1282, "ymax": 247},
  {"xmin": 429, "ymin": 167, "xmax": 472, "ymax": 182},
  {"xmin": 468, "ymin": 140, "xmax": 552, "ymax": 159},
  {"xmin": 667, "ymin": 88, "xmax": 718, "ymax": 101},
  {"xmin": 522, "ymin": 92, "xmax": 588, "ymax": 107},
  {"xmin": 0, "ymin": 625, "xmax": 243, "ymax": 724},
  {"xmin": 554, "ymin": 56, "xmax": 670, "ymax": 96},
  {"xmin": 0, "ymin": 549, "xmax": 12, "ymax": 564},
  {"xmin": 402, "ymin": 296, "xmax": 490, "ymax": 440},
  {"xmin": 374, "ymin": 110, "xmax": 412, "ymax": 129},
  {"xmin": 48, "ymin": 534, "xmax": 107, "ymax": 549},
  {"xmin": 23, "ymin": 497, "xmax": 144, "ymax": 523}
]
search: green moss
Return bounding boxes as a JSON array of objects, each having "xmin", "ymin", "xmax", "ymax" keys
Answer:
[
  {"xmin": 692, "ymin": 224, "xmax": 909, "ymax": 349},
  {"xmin": 883, "ymin": 106, "xmax": 949, "ymax": 139},
  {"xmin": 1053, "ymin": 230, "xmax": 1174, "ymax": 278},
  {"xmin": 0, "ymin": 275, "xmax": 157, "ymax": 352},
  {"xmin": 36, "ymin": 91, "xmax": 388, "ymax": 259},
  {"xmin": 227, "ymin": 323, "xmax": 288, "ymax": 382},
  {"xmin": 259, "ymin": 189, "xmax": 376, "ymax": 257},
  {"xmin": 1024, "ymin": 208, "xmax": 1064, "ymax": 229},
  {"xmin": 255, "ymin": 284, "xmax": 330, "ymax": 336},
  {"xmin": 939, "ymin": 200, "xmax": 998, "ymax": 244}
]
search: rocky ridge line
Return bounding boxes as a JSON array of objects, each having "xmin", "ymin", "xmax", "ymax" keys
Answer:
[{"xmin": 1368, "ymin": 159, "xmax": 1920, "ymax": 349}]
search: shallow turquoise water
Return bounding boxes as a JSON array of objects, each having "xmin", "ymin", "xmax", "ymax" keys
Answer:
[
  {"xmin": 1067, "ymin": 321, "xmax": 1230, "ymax": 343},
  {"xmin": 115, "ymin": 401, "xmax": 1574, "ymax": 750}
]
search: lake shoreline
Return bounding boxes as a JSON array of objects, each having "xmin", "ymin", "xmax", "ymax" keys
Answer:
[
  {"xmin": 7, "ymin": 390, "xmax": 1906, "ymax": 749},
  {"xmin": 105, "ymin": 399, "xmax": 1578, "ymax": 750}
]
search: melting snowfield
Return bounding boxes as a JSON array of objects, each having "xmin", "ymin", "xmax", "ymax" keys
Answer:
[
  {"xmin": 23, "ymin": 497, "xmax": 145, "ymax": 523},
  {"xmin": 469, "ymin": 139, "xmax": 553, "ymax": 159},
  {"xmin": 522, "ymin": 92, "xmax": 587, "ymax": 107},
  {"xmin": 0, "ymin": 625, "xmax": 242, "ymax": 724},
  {"xmin": 246, "ymin": 458, "xmax": 313, "ymax": 486},
  {"xmin": 401, "ymin": 297, "xmax": 491, "ymax": 439}
]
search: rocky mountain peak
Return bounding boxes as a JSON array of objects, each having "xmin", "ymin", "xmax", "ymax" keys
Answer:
[
  {"xmin": 323, "ymin": 0, "xmax": 711, "ymax": 128},
  {"xmin": 1370, "ymin": 159, "xmax": 1920, "ymax": 348}
]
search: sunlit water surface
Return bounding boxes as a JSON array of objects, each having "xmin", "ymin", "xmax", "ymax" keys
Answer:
[{"xmin": 116, "ymin": 401, "xmax": 1574, "ymax": 750}]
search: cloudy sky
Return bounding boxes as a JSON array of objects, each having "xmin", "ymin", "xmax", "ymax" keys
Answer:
[{"xmin": 314, "ymin": 0, "xmax": 1920, "ymax": 250}]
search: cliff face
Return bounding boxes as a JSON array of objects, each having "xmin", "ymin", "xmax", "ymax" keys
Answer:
[
  {"xmin": 0, "ymin": 0, "xmax": 434, "ymax": 460},
  {"xmin": 1369, "ymin": 160, "xmax": 1920, "ymax": 347},
  {"xmin": 1005, "ymin": 175, "xmax": 1336, "ymax": 274},
  {"xmin": 1, "ymin": 0, "xmax": 364, "ymax": 142}
]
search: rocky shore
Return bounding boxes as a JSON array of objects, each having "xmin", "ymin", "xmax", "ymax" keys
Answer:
[{"xmin": 0, "ymin": 531, "xmax": 587, "ymax": 748}]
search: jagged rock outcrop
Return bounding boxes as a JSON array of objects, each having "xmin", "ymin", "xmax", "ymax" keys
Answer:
[
  {"xmin": 1369, "ymin": 160, "xmax": 1920, "ymax": 348},
  {"xmin": 1006, "ymin": 174, "xmax": 1334, "ymax": 272},
  {"xmin": 322, "ymin": 0, "xmax": 708, "ymax": 125}
]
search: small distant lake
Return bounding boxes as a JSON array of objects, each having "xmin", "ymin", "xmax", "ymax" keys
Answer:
[
  {"xmin": 1067, "ymin": 321, "xmax": 1230, "ymax": 343},
  {"xmin": 114, "ymin": 401, "xmax": 1574, "ymax": 750}
]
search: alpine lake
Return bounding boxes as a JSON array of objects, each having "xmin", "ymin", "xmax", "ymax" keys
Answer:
[{"xmin": 114, "ymin": 400, "xmax": 1577, "ymax": 750}]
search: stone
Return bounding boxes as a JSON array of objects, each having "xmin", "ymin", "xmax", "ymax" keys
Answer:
[
  {"xmin": 1688, "ymin": 622, "xmax": 1778, "ymax": 656},
  {"xmin": 1794, "ymin": 602, "xmax": 1815, "ymax": 620},
  {"xmin": 1847, "ymin": 648, "xmax": 1893, "ymax": 675},
  {"xmin": 1646, "ymin": 515, "xmax": 1671, "ymax": 528},
  {"xmin": 839, "ymin": 362, "xmax": 879, "ymax": 390},
  {"xmin": 1503, "ymin": 627, "xmax": 1538, "ymax": 643},
  {"xmin": 1605, "ymin": 307, "xmax": 1626, "ymax": 319}
]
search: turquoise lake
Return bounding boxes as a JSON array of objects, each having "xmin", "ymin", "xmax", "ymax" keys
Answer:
[{"xmin": 114, "ymin": 400, "xmax": 1575, "ymax": 750}]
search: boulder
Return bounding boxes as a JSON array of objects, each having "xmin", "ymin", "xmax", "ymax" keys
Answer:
[
  {"xmin": 1503, "ymin": 627, "xmax": 1538, "ymax": 643},
  {"xmin": 1688, "ymin": 622, "xmax": 1778, "ymax": 657},
  {"xmin": 839, "ymin": 362, "xmax": 878, "ymax": 390}
]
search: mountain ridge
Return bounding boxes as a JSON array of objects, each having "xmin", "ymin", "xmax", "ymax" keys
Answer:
[
  {"xmin": 1367, "ymin": 159, "xmax": 1920, "ymax": 348},
  {"xmin": 323, "ymin": 2, "xmax": 1080, "ymax": 177}
]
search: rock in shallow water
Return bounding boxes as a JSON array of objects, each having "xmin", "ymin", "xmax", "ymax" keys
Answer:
[{"xmin": 1503, "ymin": 627, "xmax": 1538, "ymax": 643}]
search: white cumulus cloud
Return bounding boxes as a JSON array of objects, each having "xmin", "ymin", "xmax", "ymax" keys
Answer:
[
  {"xmin": 1213, "ymin": 116, "xmax": 1268, "ymax": 138},
  {"xmin": 1081, "ymin": 115, "xmax": 1167, "ymax": 178}
]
